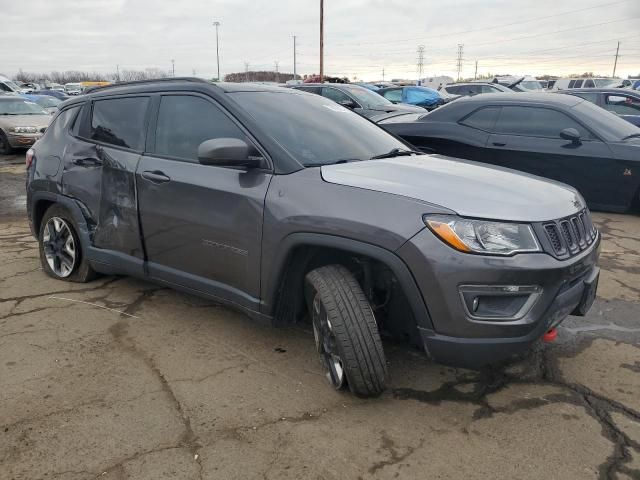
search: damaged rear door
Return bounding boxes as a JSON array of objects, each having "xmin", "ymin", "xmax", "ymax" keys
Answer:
[{"xmin": 66, "ymin": 95, "xmax": 150, "ymax": 274}]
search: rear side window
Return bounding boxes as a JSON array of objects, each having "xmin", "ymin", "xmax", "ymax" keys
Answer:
[
  {"xmin": 583, "ymin": 79, "xmax": 595, "ymax": 88},
  {"xmin": 322, "ymin": 87, "xmax": 353, "ymax": 104},
  {"xmin": 460, "ymin": 107, "xmax": 500, "ymax": 131},
  {"xmin": 445, "ymin": 86, "xmax": 460, "ymax": 95},
  {"xmin": 46, "ymin": 106, "xmax": 80, "ymax": 142},
  {"xmin": 90, "ymin": 97, "xmax": 149, "ymax": 150},
  {"xmin": 154, "ymin": 95, "xmax": 248, "ymax": 163},
  {"xmin": 494, "ymin": 106, "xmax": 593, "ymax": 139},
  {"xmin": 571, "ymin": 92, "xmax": 600, "ymax": 104}
]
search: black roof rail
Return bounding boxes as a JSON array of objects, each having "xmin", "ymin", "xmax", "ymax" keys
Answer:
[{"xmin": 83, "ymin": 77, "xmax": 209, "ymax": 94}]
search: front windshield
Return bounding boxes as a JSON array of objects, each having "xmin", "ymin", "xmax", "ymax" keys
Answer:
[
  {"xmin": 0, "ymin": 99, "xmax": 48, "ymax": 115},
  {"xmin": 518, "ymin": 81, "xmax": 544, "ymax": 92},
  {"xmin": 34, "ymin": 96, "xmax": 61, "ymax": 108},
  {"xmin": 231, "ymin": 91, "xmax": 408, "ymax": 166},
  {"xmin": 342, "ymin": 85, "xmax": 392, "ymax": 108},
  {"xmin": 573, "ymin": 99, "xmax": 640, "ymax": 141}
]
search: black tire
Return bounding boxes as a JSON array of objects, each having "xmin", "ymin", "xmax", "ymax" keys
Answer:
[
  {"xmin": 0, "ymin": 130, "xmax": 13, "ymax": 155},
  {"xmin": 306, "ymin": 265, "xmax": 387, "ymax": 397},
  {"xmin": 38, "ymin": 205, "xmax": 98, "ymax": 283}
]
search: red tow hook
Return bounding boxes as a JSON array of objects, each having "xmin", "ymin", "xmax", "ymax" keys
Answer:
[{"xmin": 542, "ymin": 327, "xmax": 558, "ymax": 343}]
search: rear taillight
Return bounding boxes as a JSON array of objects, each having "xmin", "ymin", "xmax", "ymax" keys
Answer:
[{"xmin": 26, "ymin": 148, "xmax": 35, "ymax": 169}]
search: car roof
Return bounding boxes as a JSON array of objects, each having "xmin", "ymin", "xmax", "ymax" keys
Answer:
[
  {"xmin": 458, "ymin": 92, "xmax": 582, "ymax": 106},
  {"xmin": 293, "ymin": 83, "xmax": 363, "ymax": 90},
  {"xmin": 0, "ymin": 96, "xmax": 28, "ymax": 101},
  {"xmin": 565, "ymin": 88, "xmax": 639, "ymax": 96}
]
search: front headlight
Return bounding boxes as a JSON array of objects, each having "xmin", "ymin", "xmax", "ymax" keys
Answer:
[
  {"xmin": 12, "ymin": 126, "xmax": 38, "ymax": 134},
  {"xmin": 424, "ymin": 215, "xmax": 541, "ymax": 255}
]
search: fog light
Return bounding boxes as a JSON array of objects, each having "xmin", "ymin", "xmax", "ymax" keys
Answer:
[{"xmin": 459, "ymin": 285, "xmax": 541, "ymax": 321}]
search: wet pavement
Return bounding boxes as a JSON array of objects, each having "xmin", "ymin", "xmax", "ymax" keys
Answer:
[{"xmin": 1, "ymin": 152, "xmax": 639, "ymax": 479}]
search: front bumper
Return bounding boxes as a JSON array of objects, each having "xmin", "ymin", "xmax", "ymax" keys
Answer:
[
  {"xmin": 7, "ymin": 133, "xmax": 41, "ymax": 148},
  {"xmin": 397, "ymin": 228, "xmax": 601, "ymax": 369}
]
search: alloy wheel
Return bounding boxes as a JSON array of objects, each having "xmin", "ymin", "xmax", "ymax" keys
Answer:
[
  {"xmin": 312, "ymin": 295, "xmax": 346, "ymax": 389},
  {"xmin": 42, "ymin": 217, "xmax": 77, "ymax": 278}
]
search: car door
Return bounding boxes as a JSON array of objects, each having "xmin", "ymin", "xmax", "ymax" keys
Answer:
[
  {"xmin": 137, "ymin": 93, "xmax": 272, "ymax": 310},
  {"xmin": 65, "ymin": 95, "xmax": 150, "ymax": 273},
  {"xmin": 486, "ymin": 105, "xmax": 614, "ymax": 206}
]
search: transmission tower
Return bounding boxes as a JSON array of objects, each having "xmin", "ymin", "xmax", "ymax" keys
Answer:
[
  {"xmin": 416, "ymin": 45, "xmax": 425, "ymax": 84},
  {"xmin": 456, "ymin": 44, "xmax": 464, "ymax": 81}
]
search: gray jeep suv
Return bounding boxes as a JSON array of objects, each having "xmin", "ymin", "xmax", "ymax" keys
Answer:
[{"xmin": 26, "ymin": 79, "xmax": 600, "ymax": 397}]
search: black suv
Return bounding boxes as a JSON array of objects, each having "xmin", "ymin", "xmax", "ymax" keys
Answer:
[{"xmin": 26, "ymin": 79, "xmax": 600, "ymax": 397}]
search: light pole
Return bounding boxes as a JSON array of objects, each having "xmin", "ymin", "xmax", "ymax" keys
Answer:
[
  {"xmin": 213, "ymin": 21, "xmax": 221, "ymax": 81},
  {"xmin": 319, "ymin": 0, "xmax": 324, "ymax": 82}
]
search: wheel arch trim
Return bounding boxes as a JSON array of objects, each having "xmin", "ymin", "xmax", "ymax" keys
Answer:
[{"xmin": 261, "ymin": 232, "xmax": 434, "ymax": 330}]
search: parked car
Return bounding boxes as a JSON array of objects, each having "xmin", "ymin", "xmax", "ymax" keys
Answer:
[
  {"xmin": 290, "ymin": 83, "xmax": 425, "ymax": 118},
  {"xmin": 561, "ymin": 88, "xmax": 640, "ymax": 127},
  {"xmin": 26, "ymin": 79, "xmax": 600, "ymax": 397},
  {"xmin": 32, "ymin": 89, "xmax": 70, "ymax": 101},
  {"xmin": 376, "ymin": 85, "xmax": 453, "ymax": 110},
  {"xmin": 550, "ymin": 78, "xmax": 617, "ymax": 91},
  {"xmin": 442, "ymin": 82, "xmax": 513, "ymax": 96},
  {"xmin": 64, "ymin": 83, "xmax": 83, "ymax": 95},
  {"xmin": 491, "ymin": 76, "xmax": 545, "ymax": 93},
  {"xmin": 49, "ymin": 84, "xmax": 66, "ymax": 92},
  {"xmin": 0, "ymin": 97, "xmax": 51, "ymax": 153},
  {"xmin": 377, "ymin": 93, "xmax": 640, "ymax": 212},
  {"xmin": 0, "ymin": 74, "xmax": 22, "ymax": 94},
  {"xmin": 21, "ymin": 94, "xmax": 63, "ymax": 114}
]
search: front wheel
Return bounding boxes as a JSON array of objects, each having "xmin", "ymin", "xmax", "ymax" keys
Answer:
[
  {"xmin": 306, "ymin": 265, "xmax": 387, "ymax": 397},
  {"xmin": 0, "ymin": 130, "xmax": 13, "ymax": 155},
  {"xmin": 38, "ymin": 205, "xmax": 97, "ymax": 283}
]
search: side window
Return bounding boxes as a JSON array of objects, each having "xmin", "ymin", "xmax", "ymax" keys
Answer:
[
  {"xmin": 382, "ymin": 89, "xmax": 403, "ymax": 103},
  {"xmin": 155, "ymin": 95, "xmax": 249, "ymax": 163},
  {"xmin": 583, "ymin": 79, "xmax": 595, "ymax": 88},
  {"xmin": 495, "ymin": 106, "xmax": 594, "ymax": 139},
  {"xmin": 295, "ymin": 86, "xmax": 321, "ymax": 95},
  {"xmin": 460, "ymin": 107, "xmax": 500, "ymax": 131},
  {"xmin": 568, "ymin": 80, "xmax": 576, "ymax": 88},
  {"xmin": 571, "ymin": 92, "xmax": 599, "ymax": 104},
  {"xmin": 479, "ymin": 85, "xmax": 497, "ymax": 94},
  {"xmin": 90, "ymin": 97, "xmax": 149, "ymax": 150},
  {"xmin": 605, "ymin": 95, "xmax": 640, "ymax": 115},
  {"xmin": 321, "ymin": 87, "xmax": 354, "ymax": 105},
  {"xmin": 573, "ymin": 80, "xmax": 583, "ymax": 88},
  {"xmin": 46, "ymin": 106, "xmax": 80, "ymax": 141},
  {"xmin": 445, "ymin": 86, "xmax": 459, "ymax": 95}
]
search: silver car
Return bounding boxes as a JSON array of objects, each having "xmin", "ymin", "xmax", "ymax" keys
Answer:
[{"xmin": 0, "ymin": 97, "xmax": 51, "ymax": 154}]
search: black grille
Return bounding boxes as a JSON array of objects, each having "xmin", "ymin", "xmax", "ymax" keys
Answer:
[{"xmin": 540, "ymin": 208, "xmax": 597, "ymax": 258}]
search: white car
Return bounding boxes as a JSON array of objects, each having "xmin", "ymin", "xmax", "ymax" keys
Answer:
[{"xmin": 550, "ymin": 78, "xmax": 618, "ymax": 91}]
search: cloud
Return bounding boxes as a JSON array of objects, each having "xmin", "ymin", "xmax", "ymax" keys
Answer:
[{"xmin": 1, "ymin": 0, "xmax": 638, "ymax": 80}]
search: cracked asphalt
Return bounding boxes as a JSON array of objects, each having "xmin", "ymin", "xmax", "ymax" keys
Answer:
[{"xmin": 1, "ymin": 152, "xmax": 639, "ymax": 480}]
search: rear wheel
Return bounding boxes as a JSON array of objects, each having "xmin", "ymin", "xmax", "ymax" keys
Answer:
[
  {"xmin": 0, "ymin": 130, "xmax": 13, "ymax": 155},
  {"xmin": 306, "ymin": 265, "xmax": 387, "ymax": 397},
  {"xmin": 38, "ymin": 205, "xmax": 97, "ymax": 283}
]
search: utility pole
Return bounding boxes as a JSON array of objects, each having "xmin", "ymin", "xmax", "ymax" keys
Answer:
[
  {"xmin": 244, "ymin": 62, "xmax": 249, "ymax": 82},
  {"xmin": 319, "ymin": 0, "xmax": 324, "ymax": 82},
  {"xmin": 213, "ymin": 21, "xmax": 221, "ymax": 81},
  {"xmin": 274, "ymin": 60, "xmax": 279, "ymax": 83},
  {"xmin": 474, "ymin": 60, "xmax": 478, "ymax": 80},
  {"xmin": 612, "ymin": 41, "xmax": 620, "ymax": 78},
  {"xmin": 416, "ymin": 45, "xmax": 425, "ymax": 85},
  {"xmin": 382, "ymin": 67, "xmax": 385, "ymax": 81},
  {"xmin": 293, "ymin": 35, "xmax": 297, "ymax": 79},
  {"xmin": 456, "ymin": 44, "xmax": 464, "ymax": 81},
  {"xmin": 171, "ymin": 59, "xmax": 175, "ymax": 77},
  {"xmin": 116, "ymin": 64, "xmax": 120, "ymax": 82}
]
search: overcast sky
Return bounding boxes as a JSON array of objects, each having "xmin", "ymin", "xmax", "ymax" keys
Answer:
[{"xmin": 1, "ymin": 0, "xmax": 639, "ymax": 81}]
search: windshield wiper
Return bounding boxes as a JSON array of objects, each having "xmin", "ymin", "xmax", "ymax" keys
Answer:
[
  {"xmin": 305, "ymin": 158, "xmax": 364, "ymax": 167},
  {"xmin": 621, "ymin": 133, "xmax": 640, "ymax": 141},
  {"xmin": 370, "ymin": 148, "xmax": 422, "ymax": 160}
]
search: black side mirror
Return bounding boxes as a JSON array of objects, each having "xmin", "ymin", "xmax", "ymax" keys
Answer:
[
  {"xmin": 560, "ymin": 128, "xmax": 582, "ymax": 145},
  {"xmin": 337, "ymin": 99, "xmax": 358, "ymax": 109},
  {"xmin": 197, "ymin": 138, "xmax": 262, "ymax": 168}
]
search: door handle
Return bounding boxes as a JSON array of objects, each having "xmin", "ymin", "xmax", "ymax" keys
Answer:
[
  {"xmin": 72, "ymin": 158, "xmax": 102, "ymax": 167},
  {"xmin": 141, "ymin": 170, "xmax": 171, "ymax": 184},
  {"xmin": 492, "ymin": 142, "xmax": 507, "ymax": 147}
]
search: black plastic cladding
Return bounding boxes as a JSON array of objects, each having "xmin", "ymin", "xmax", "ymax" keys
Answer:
[{"xmin": 535, "ymin": 209, "xmax": 597, "ymax": 260}]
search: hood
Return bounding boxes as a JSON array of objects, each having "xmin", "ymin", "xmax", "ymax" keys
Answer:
[
  {"xmin": 0, "ymin": 114, "xmax": 51, "ymax": 129},
  {"xmin": 321, "ymin": 155, "xmax": 585, "ymax": 222}
]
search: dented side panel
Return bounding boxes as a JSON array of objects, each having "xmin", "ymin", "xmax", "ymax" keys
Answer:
[{"xmin": 61, "ymin": 140, "xmax": 144, "ymax": 258}]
